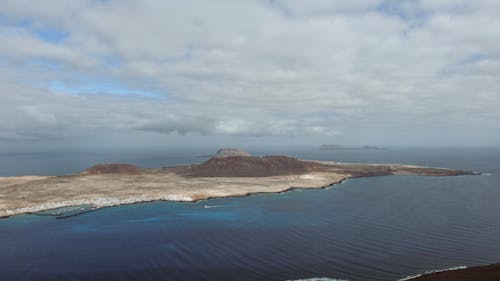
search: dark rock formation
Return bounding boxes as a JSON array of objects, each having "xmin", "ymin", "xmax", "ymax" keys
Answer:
[
  {"xmin": 397, "ymin": 166, "xmax": 477, "ymax": 176},
  {"xmin": 410, "ymin": 263, "xmax": 500, "ymax": 281},
  {"xmin": 84, "ymin": 163, "xmax": 141, "ymax": 175}
]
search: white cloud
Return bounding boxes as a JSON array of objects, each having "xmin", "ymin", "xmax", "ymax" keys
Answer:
[{"xmin": 0, "ymin": 0, "xmax": 499, "ymax": 146}]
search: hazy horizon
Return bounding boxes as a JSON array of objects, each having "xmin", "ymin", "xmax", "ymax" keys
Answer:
[
  {"xmin": 1, "ymin": 142, "xmax": 499, "ymax": 155},
  {"xmin": 1, "ymin": 1, "xmax": 499, "ymax": 150}
]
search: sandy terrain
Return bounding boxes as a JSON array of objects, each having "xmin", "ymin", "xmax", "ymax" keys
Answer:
[
  {"xmin": 0, "ymin": 172, "xmax": 347, "ymax": 217},
  {"xmin": 0, "ymin": 176, "xmax": 52, "ymax": 188}
]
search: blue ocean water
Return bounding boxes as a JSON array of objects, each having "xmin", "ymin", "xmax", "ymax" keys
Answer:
[{"xmin": 1, "ymin": 147, "xmax": 499, "ymax": 281}]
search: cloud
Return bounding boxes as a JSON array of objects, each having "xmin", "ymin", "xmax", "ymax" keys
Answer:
[{"xmin": 0, "ymin": 0, "xmax": 499, "ymax": 146}]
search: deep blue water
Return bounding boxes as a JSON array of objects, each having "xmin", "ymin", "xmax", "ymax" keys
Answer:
[{"xmin": 1, "ymin": 147, "xmax": 499, "ymax": 281}]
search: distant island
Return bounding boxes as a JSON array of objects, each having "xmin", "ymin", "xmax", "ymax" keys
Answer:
[
  {"xmin": 320, "ymin": 144, "xmax": 383, "ymax": 150},
  {"xmin": 0, "ymin": 148, "xmax": 477, "ymax": 218}
]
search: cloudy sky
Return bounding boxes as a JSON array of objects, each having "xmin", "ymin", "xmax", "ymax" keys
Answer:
[{"xmin": 0, "ymin": 0, "xmax": 499, "ymax": 150}]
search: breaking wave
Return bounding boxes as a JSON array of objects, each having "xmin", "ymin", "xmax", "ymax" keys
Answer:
[
  {"xmin": 398, "ymin": 266, "xmax": 468, "ymax": 281},
  {"xmin": 288, "ymin": 277, "xmax": 348, "ymax": 281}
]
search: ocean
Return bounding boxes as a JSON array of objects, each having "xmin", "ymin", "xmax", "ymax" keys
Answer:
[{"xmin": 0, "ymin": 147, "xmax": 499, "ymax": 281}]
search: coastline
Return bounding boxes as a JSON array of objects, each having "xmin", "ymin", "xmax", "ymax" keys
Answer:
[
  {"xmin": 0, "ymin": 172, "xmax": 348, "ymax": 218},
  {"xmin": 400, "ymin": 266, "xmax": 468, "ymax": 281},
  {"xmin": 0, "ymin": 157, "xmax": 477, "ymax": 218},
  {"xmin": 6, "ymin": 177, "xmax": 347, "ymax": 219},
  {"xmin": 402, "ymin": 262, "xmax": 500, "ymax": 281}
]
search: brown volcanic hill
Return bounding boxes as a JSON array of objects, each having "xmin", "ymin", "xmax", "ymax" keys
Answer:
[
  {"xmin": 84, "ymin": 163, "xmax": 141, "ymax": 175},
  {"xmin": 184, "ymin": 156, "xmax": 326, "ymax": 177},
  {"xmin": 410, "ymin": 263, "xmax": 500, "ymax": 281}
]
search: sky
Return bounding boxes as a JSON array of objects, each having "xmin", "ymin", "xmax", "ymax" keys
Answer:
[{"xmin": 0, "ymin": 0, "xmax": 499, "ymax": 151}]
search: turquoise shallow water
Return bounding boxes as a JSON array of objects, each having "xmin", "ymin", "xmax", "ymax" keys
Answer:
[{"xmin": 0, "ymin": 147, "xmax": 499, "ymax": 281}]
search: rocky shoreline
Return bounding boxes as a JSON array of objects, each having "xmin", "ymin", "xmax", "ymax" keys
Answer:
[{"xmin": 404, "ymin": 263, "xmax": 500, "ymax": 281}]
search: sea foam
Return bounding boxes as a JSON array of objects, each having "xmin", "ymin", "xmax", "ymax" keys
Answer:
[
  {"xmin": 398, "ymin": 266, "xmax": 467, "ymax": 281},
  {"xmin": 288, "ymin": 277, "xmax": 348, "ymax": 281}
]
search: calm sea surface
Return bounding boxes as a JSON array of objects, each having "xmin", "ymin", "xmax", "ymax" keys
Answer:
[{"xmin": 1, "ymin": 147, "xmax": 499, "ymax": 281}]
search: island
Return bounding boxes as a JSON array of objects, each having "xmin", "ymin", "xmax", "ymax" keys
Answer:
[
  {"xmin": 0, "ymin": 149, "xmax": 477, "ymax": 218},
  {"xmin": 320, "ymin": 144, "xmax": 383, "ymax": 150}
]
